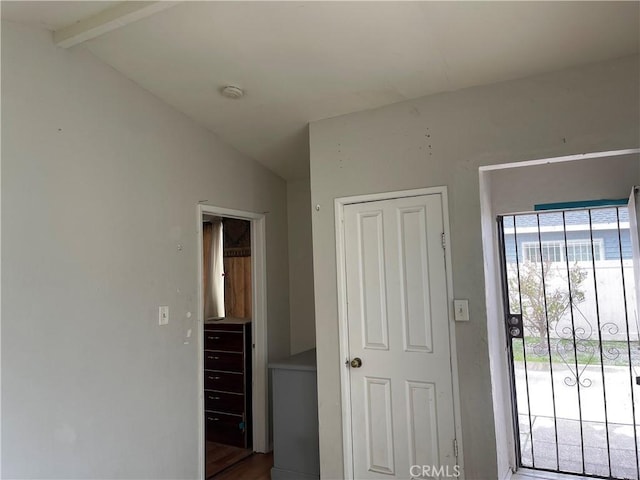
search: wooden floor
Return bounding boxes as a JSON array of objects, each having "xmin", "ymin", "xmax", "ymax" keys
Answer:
[
  {"xmin": 205, "ymin": 441, "xmax": 254, "ymax": 478},
  {"xmin": 211, "ymin": 451, "xmax": 273, "ymax": 480}
]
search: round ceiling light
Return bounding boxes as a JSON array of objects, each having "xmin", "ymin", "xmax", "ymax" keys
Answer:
[{"xmin": 220, "ymin": 85, "xmax": 244, "ymax": 99}]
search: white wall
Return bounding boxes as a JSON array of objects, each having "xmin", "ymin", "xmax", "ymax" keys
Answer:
[
  {"xmin": 309, "ymin": 55, "xmax": 640, "ymax": 479},
  {"xmin": 287, "ymin": 177, "xmax": 316, "ymax": 354},
  {"xmin": 489, "ymin": 154, "xmax": 639, "ymax": 215},
  {"xmin": 479, "ymin": 169, "xmax": 514, "ymax": 480},
  {"xmin": 1, "ymin": 22, "xmax": 290, "ymax": 479}
]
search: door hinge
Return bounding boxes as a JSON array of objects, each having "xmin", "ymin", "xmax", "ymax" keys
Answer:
[
  {"xmin": 441, "ymin": 232, "xmax": 446, "ymax": 250},
  {"xmin": 453, "ymin": 438, "xmax": 459, "ymax": 458}
]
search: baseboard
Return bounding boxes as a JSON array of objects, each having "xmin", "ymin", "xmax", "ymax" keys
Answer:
[{"xmin": 271, "ymin": 466, "xmax": 320, "ymax": 480}]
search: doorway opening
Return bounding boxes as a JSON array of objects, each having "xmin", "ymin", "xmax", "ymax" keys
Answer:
[
  {"xmin": 498, "ymin": 205, "xmax": 639, "ymax": 479},
  {"xmin": 197, "ymin": 205, "xmax": 268, "ymax": 480},
  {"xmin": 479, "ymin": 149, "xmax": 640, "ymax": 480}
]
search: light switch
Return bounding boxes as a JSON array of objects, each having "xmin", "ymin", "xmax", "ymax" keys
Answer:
[
  {"xmin": 159, "ymin": 306, "xmax": 169, "ymax": 325},
  {"xmin": 453, "ymin": 299, "xmax": 469, "ymax": 322}
]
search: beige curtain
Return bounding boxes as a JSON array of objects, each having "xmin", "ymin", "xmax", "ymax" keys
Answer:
[{"xmin": 203, "ymin": 218, "xmax": 225, "ymax": 320}]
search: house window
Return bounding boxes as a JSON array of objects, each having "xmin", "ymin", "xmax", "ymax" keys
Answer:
[
  {"xmin": 566, "ymin": 239, "xmax": 602, "ymax": 261},
  {"xmin": 522, "ymin": 241, "xmax": 563, "ymax": 262},
  {"xmin": 522, "ymin": 239, "xmax": 603, "ymax": 262}
]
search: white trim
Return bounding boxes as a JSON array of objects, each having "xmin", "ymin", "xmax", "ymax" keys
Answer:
[
  {"xmin": 196, "ymin": 206, "xmax": 204, "ymax": 480},
  {"xmin": 441, "ymin": 188, "xmax": 466, "ymax": 480},
  {"xmin": 53, "ymin": 1, "xmax": 179, "ymax": 48},
  {"xmin": 250, "ymin": 215, "xmax": 269, "ymax": 453},
  {"xmin": 478, "ymin": 148, "xmax": 640, "ymax": 172},
  {"xmin": 334, "ymin": 198, "xmax": 353, "ymax": 480},
  {"xmin": 196, "ymin": 204, "xmax": 269, "ymax": 480},
  {"xmin": 0, "ymin": 49, "xmax": 3, "ymax": 475},
  {"xmin": 334, "ymin": 186, "xmax": 465, "ymax": 479},
  {"xmin": 479, "ymin": 170, "xmax": 519, "ymax": 476}
]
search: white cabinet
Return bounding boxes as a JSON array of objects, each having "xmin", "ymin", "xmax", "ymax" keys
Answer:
[{"xmin": 269, "ymin": 349, "xmax": 319, "ymax": 480}]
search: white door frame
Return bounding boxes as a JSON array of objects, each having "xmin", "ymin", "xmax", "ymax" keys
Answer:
[
  {"xmin": 334, "ymin": 186, "xmax": 465, "ymax": 479},
  {"xmin": 196, "ymin": 204, "xmax": 269, "ymax": 480}
]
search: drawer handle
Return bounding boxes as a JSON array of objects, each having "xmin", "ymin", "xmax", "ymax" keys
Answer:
[
  {"xmin": 207, "ymin": 336, "xmax": 221, "ymax": 340},
  {"xmin": 208, "ymin": 396, "xmax": 221, "ymax": 400},
  {"xmin": 208, "ymin": 376, "xmax": 221, "ymax": 380},
  {"xmin": 207, "ymin": 417, "xmax": 219, "ymax": 422},
  {"xmin": 207, "ymin": 356, "xmax": 220, "ymax": 360}
]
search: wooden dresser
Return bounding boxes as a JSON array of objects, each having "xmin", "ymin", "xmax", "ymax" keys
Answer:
[{"xmin": 204, "ymin": 319, "xmax": 252, "ymax": 448}]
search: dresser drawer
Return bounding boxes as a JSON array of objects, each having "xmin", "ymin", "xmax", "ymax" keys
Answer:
[
  {"xmin": 205, "ymin": 412, "xmax": 246, "ymax": 448},
  {"xmin": 204, "ymin": 371, "xmax": 244, "ymax": 393},
  {"xmin": 204, "ymin": 411, "xmax": 244, "ymax": 428},
  {"xmin": 204, "ymin": 330, "xmax": 244, "ymax": 352},
  {"xmin": 205, "ymin": 351, "xmax": 244, "ymax": 372},
  {"xmin": 205, "ymin": 390, "xmax": 245, "ymax": 414}
]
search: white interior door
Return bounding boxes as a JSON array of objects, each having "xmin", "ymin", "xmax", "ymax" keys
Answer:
[{"xmin": 343, "ymin": 193, "xmax": 458, "ymax": 479}]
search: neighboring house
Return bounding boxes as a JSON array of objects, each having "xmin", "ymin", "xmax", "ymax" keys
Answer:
[
  {"xmin": 503, "ymin": 208, "xmax": 631, "ymax": 264},
  {"xmin": 503, "ymin": 207, "xmax": 638, "ymax": 341}
]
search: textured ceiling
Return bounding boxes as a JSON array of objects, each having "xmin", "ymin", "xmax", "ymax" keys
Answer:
[{"xmin": 3, "ymin": 1, "xmax": 639, "ymax": 180}]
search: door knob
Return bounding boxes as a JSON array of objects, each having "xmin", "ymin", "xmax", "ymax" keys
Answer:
[{"xmin": 350, "ymin": 357, "xmax": 362, "ymax": 368}]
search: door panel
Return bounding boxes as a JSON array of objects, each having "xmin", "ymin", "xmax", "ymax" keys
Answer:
[
  {"xmin": 365, "ymin": 377, "xmax": 395, "ymax": 474},
  {"xmin": 398, "ymin": 206, "xmax": 433, "ymax": 353},
  {"xmin": 406, "ymin": 381, "xmax": 439, "ymax": 468},
  {"xmin": 344, "ymin": 193, "xmax": 458, "ymax": 479},
  {"xmin": 358, "ymin": 211, "xmax": 389, "ymax": 350}
]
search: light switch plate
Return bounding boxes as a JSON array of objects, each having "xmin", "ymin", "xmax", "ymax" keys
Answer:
[
  {"xmin": 159, "ymin": 305, "xmax": 169, "ymax": 325},
  {"xmin": 453, "ymin": 299, "xmax": 469, "ymax": 322}
]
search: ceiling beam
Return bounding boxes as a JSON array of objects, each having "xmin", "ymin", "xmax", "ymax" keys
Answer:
[{"xmin": 53, "ymin": 1, "xmax": 179, "ymax": 49}]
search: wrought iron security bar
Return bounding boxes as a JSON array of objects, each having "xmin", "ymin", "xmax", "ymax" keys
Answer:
[{"xmin": 498, "ymin": 206, "xmax": 640, "ymax": 480}]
